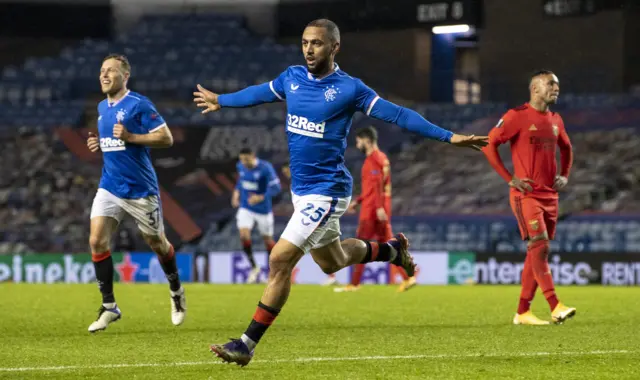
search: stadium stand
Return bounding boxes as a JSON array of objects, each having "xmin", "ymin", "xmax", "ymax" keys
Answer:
[{"xmin": 1, "ymin": 13, "xmax": 639, "ymax": 253}]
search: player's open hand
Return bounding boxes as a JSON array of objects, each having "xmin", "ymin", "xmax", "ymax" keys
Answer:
[
  {"xmin": 113, "ymin": 123, "xmax": 130, "ymax": 142},
  {"xmin": 553, "ymin": 175, "xmax": 568, "ymax": 190},
  {"xmin": 509, "ymin": 176, "xmax": 534, "ymax": 193},
  {"xmin": 87, "ymin": 132, "xmax": 100, "ymax": 152},
  {"xmin": 346, "ymin": 201, "xmax": 358, "ymax": 214},
  {"xmin": 450, "ymin": 134, "xmax": 489, "ymax": 151},
  {"xmin": 193, "ymin": 84, "xmax": 221, "ymax": 114}
]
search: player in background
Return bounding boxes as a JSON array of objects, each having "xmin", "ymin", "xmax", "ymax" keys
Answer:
[
  {"xmin": 194, "ymin": 19, "xmax": 487, "ymax": 365},
  {"xmin": 232, "ymin": 147, "xmax": 282, "ymax": 283},
  {"xmin": 334, "ymin": 126, "xmax": 416, "ymax": 293},
  {"xmin": 483, "ymin": 70, "xmax": 575, "ymax": 325},
  {"xmin": 86, "ymin": 54, "xmax": 186, "ymax": 332}
]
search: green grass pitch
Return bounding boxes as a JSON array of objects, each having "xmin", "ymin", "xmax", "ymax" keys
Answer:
[{"xmin": 1, "ymin": 284, "xmax": 639, "ymax": 379}]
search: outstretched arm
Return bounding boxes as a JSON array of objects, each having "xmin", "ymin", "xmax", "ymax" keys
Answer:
[
  {"xmin": 355, "ymin": 81, "xmax": 487, "ymax": 149},
  {"xmin": 369, "ymin": 98, "xmax": 488, "ymax": 149},
  {"xmin": 368, "ymin": 98, "xmax": 452, "ymax": 142},
  {"xmin": 194, "ymin": 70, "xmax": 287, "ymax": 113},
  {"xmin": 193, "ymin": 83, "xmax": 282, "ymax": 112}
]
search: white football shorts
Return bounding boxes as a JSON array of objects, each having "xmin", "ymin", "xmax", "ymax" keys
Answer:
[
  {"xmin": 90, "ymin": 188, "xmax": 164, "ymax": 236},
  {"xmin": 236, "ymin": 207, "xmax": 275, "ymax": 237},
  {"xmin": 280, "ymin": 193, "xmax": 351, "ymax": 253}
]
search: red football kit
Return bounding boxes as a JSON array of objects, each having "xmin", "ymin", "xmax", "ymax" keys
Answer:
[
  {"xmin": 484, "ymin": 102, "xmax": 573, "ymax": 316},
  {"xmin": 355, "ymin": 149, "xmax": 392, "ymax": 241},
  {"xmin": 350, "ymin": 149, "xmax": 408, "ymax": 286},
  {"xmin": 485, "ymin": 103, "xmax": 572, "ymax": 240}
]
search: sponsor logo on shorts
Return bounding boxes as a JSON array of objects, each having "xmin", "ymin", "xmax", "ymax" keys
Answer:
[
  {"xmin": 287, "ymin": 113, "xmax": 325, "ymax": 138},
  {"xmin": 100, "ymin": 137, "xmax": 126, "ymax": 152}
]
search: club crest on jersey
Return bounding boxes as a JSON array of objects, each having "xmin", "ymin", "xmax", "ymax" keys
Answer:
[
  {"xmin": 552, "ymin": 124, "xmax": 559, "ymax": 136},
  {"xmin": 116, "ymin": 109, "xmax": 127, "ymax": 123},
  {"xmin": 324, "ymin": 85, "xmax": 340, "ymax": 102}
]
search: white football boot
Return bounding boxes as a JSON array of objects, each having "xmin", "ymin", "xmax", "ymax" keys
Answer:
[
  {"xmin": 247, "ymin": 267, "xmax": 261, "ymax": 284},
  {"xmin": 88, "ymin": 304, "xmax": 122, "ymax": 333},
  {"xmin": 170, "ymin": 287, "xmax": 187, "ymax": 326}
]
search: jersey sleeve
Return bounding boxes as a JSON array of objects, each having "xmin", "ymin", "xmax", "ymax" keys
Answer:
[
  {"xmin": 137, "ymin": 99, "xmax": 167, "ymax": 133},
  {"xmin": 557, "ymin": 117, "xmax": 573, "ymax": 177},
  {"xmin": 218, "ymin": 68, "xmax": 288, "ymax": 107},
  {"xmin": 264, "ymin": 163, "xmax": 282, "ymax": 198},
  {"xmin": 269, "ymin": 69, "xmax": 288, "ymax": 101},
  {"xmin": 484, "ymin": 110, "xmax": 520, "ymax": 183},
  {"xmin": 488, "ymin": 110, "xmax": 519, "ymax": 145},
  {"xmin": 235, "ymin": 162, "xmax": 242, "ymax": 190},
  {"xmin": 354, "ymin": 79, "xmax": 380, "ymax": 116}
]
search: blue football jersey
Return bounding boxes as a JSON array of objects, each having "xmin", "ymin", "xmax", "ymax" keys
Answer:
[
  {"xmin": 236, "ymin": 159, "xmax": 281, "ymax": 214},
  {"xmin": 218, "ymin": 63, "xmax": 454, "ymax": 198},
  {"xmin": 97, "ymin": 90, "xmax": 166, "ymax": 199},
  {"xmin": 268, "ymin": 64, "xmax": 379, "ymax": 198}
]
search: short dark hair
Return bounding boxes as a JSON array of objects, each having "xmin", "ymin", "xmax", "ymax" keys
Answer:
[
  {"xmin": 239, "ymin": 147, "xmax": 254, "ymax": 156},
  {"xmin": 306, "ymin": 18, "xmax": 340, "ymax": 43},
  {"xmin": 356, "ymin": 126, "xmax": 378, "ymax": 142},
  {"xmin": 103, "ymin": 54, "xmax": 131, "ymax": 73},
  {"xmin": 530, "ymin": 69, "xmax": 554, "ymax": 84}
]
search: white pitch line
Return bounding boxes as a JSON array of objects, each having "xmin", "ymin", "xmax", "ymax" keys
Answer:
[{"xmin": 0, "ymin": 350, "xmax": 632, "ymax": 372}]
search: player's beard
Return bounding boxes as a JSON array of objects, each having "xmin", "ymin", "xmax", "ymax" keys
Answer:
[
  {"xmin": 307, "ymin": 56, "xmax": 329, "ymax": 75},
  {"xmin": 107, "ymin": 82, "xmax": 122, "ymax": 96}
]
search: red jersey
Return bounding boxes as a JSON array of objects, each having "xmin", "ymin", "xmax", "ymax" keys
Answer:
[
  {"xmin": 356, "ymin": 149, "xmax": 391, "ymax": 220},
  {"xmin": 484, "ymin": 103, "xmax": 573, "ymax": 199}
]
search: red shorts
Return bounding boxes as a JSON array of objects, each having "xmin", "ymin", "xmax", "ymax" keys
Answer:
[
  {"xmin": 356, "ymin": 219, "xmax": 393, "ymax": 242},
  {"xmin": 510, "ymin": 195, "xmax": 558, "ymax": 240}
]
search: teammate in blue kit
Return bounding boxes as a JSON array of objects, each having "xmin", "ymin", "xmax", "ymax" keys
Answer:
[
  {"xmin": 194, "ymin": 19, "xmax": 487, "ymax": 365},
  {"xmin": 86, "ymin": 54, "xmax": 186, "ymax": 332},
  {"xmin": 233, "ymin": 147, "xmax": 281, "ymax": 283}
]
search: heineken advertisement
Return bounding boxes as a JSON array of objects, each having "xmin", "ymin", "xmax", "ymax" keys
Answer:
[{"xmin": 0, "ymin": 253, "xmax": 193, "ymax": 284}]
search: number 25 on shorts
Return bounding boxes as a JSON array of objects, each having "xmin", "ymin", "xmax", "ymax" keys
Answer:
[{"xmin": 300, "ymin": 203, "xmax": 326, "ymax": 226}]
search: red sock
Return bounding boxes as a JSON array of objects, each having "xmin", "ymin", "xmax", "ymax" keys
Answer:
[
  {"xmin": 265, "ymin": 239, "xmax": 276, "ymax": 255},
  {"xmin": 351, "ymin": 264, "xmax": 365, "ymax": 286},
  {"xmin": 157, "ymin": 244, "xmax": 175, "ymax": 263},
  {"xmin": 518, "ymin": 253, "xmax": 538, "ymax": 314},
  {"xmin": 528, "ymin": 240, "xmax": 559, "ymax": 311},
  {"xmin": 92, "ymin": 250, "xmax": 111, "ymax": 262},
  {"xmin": 245, "ymin": 302, "xmax": 281, "ymax": 344}
]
